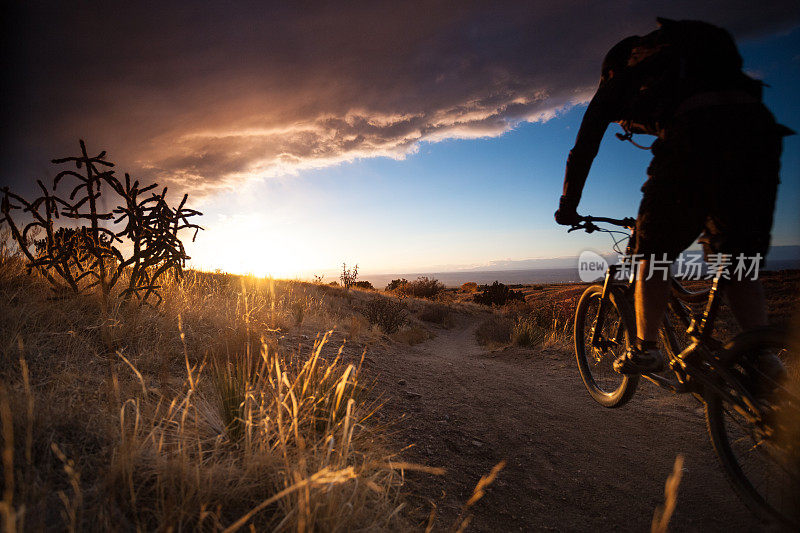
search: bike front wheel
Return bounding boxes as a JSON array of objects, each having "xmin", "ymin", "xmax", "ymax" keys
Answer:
[
  {"xmin": 705, "ymin": 326, "xmax": 800, "ymax": 528},
  {"xmin": 574, "ymin": 285, "xmax": 638, "ymax": 408}
]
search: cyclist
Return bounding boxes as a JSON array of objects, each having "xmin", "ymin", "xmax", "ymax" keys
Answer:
[{"xmin": 554, "ymin": 18, "xmax": 792, "ymax": 374}]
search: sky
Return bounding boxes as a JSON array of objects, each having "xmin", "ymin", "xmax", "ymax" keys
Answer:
[{"xmin": 2, "ymin": 1, "xmax": 799, "ymax": 278}]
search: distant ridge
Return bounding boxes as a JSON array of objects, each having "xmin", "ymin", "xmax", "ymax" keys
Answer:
[
  {"xmin": 359, "ymin": 246, "xmax": 800, "ymax": 288},
  {"xmin": 460, "ymin": 245, "xmax": 800, "ymax": 272}
]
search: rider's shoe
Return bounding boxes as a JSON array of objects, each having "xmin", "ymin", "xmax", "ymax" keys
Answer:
[{"xmin": 613, "ymin": 347, "xmax": 664, "ymax": 374}]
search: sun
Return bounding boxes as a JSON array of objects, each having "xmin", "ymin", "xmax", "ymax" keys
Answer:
[{"xmin": 184, "ymin": 213, "xmax": 316, "ymax": 279}]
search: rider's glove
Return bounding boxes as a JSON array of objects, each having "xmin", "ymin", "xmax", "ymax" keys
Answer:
[{"xmin": 554, "ymin": 195, "xmax": 580, "ymax": 226}]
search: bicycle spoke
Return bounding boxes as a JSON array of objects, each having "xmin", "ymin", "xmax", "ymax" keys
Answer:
[
  {"xmin": 712, "ymin": 338, "xmax": 800, "ymax": 526},
  {"xmin": 582, "ymin": 296, "xmax": 625, "ymax": 395}
]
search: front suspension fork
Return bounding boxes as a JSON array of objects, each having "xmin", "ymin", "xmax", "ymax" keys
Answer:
[{"xmin": 591, "ymin": 265, "xmax": 623, "ymax": 350}]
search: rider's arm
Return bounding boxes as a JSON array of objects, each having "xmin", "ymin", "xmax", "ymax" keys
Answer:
[{"xmin": 561, "ymin": 78, "xmax": 624, "ymax": 205}]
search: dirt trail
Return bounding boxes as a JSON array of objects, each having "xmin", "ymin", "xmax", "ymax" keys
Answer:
[{"xmin": 369, "ymin": 311, "xmax": 764, "ymax": 532}]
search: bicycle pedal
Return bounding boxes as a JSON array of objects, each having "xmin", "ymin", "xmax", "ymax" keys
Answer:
[
  {"xmin": 670, "ymin": 357, "xmax": 686, "ymax": 371},
  {"xmin": 669, "ymin": 359, "xmax": 690, "ymax": 385}
]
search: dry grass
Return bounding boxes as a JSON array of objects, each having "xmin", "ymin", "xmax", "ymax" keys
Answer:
[
  {"xmin": 0, "ymin": 253, "xmax": 415, "ymax": 531},
  {"xmin": 651, "ymin": 454, "xmax": 685, "ymax": 533},
  {"xmin": 510, "ymin": 317, "xmax": 545, "ymax": 347},
  {"xmin": 474, "ymin": 316, "xmax": 514, "ymax": 348},
  {"xmin": 391, "ymin": 325, "xmax": 432, "ymax": 346},
  {"xmin": 361, "ymin": 297, "xmax": 408, "ymax": 334},
  {"xmin": 474, "ymin": 298, "xmax": 572, "ymax": 350},
  {"xmin": 418, "ymin": 304, "xmax": 454, "ymax": 328}
]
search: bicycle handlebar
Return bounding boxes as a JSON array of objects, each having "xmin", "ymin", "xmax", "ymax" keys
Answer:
[{"xmin": 567, "ymin": 215, "xmax": 636, "ymax": 234}]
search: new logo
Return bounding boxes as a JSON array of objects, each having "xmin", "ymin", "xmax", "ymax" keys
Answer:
[{"xmin": 578, "ymin": 251, "xmax": 608, "ymax": 282}]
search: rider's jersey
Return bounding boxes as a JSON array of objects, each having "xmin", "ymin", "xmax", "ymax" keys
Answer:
[{"xmin": 561, "ymin": 20, "xmax": 764, "ymax": 203}]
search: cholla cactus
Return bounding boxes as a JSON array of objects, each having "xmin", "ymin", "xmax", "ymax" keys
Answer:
[{"xmin": 0, "ymin": 140, "xmax": 202, "ymax": 306}]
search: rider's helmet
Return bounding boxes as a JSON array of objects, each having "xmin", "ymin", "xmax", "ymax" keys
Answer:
[{"xmin": 601, "ymin": 35, "xmax": 642, "ymax": 82}]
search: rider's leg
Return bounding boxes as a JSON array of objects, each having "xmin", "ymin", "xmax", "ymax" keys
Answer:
[
  {"xmin": 726, "ymin": 278, "xmax": 768, "ymax": 330},
  {"xmin": 614, "ymin": 258, "xmax": 669, "ymax": 374},
  {"xmin": 725, "ymin": 277, "xmax": 785, "ymax": 386},
  {"xmin": 635, "ymin": 259, "xmax": 671, "ymax": 344}
]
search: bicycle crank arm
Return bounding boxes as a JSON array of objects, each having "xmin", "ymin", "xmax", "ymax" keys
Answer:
[
  {"xmin": 678, "ymin": 358, "xmax": 764, "ymax": 424},
  {"xmin": 641, "ymin": 372, "xmax": 687, "ymax": 394}
]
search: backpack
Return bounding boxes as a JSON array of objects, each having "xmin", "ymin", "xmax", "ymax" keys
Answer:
[{"xmin": 617, "ymin": 18, "xmax": 763, "ymax": 136}]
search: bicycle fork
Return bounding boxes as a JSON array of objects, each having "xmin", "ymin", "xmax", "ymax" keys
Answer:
[{"xmin": 590, "ymin": 265, "xmax": 625, "ymax": 351}]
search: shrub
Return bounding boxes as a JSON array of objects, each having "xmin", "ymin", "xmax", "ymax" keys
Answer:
[
  {"xmin": 361, "ymin": 297, "xmax": 408, "ymax": 334},
  {"xmin": 474, "ymin": 316, "xmax": 513, "ymax": 347},
  {"xmin": 418, "ymin": 304, "xmax": 453, "ymax": 327},
  {"xmin": 385, "ymin": 277, "xmax": 444, "ymax": 299},
  {"xmin": 0, "ymin": 140, "xmax": 202, "ymax": 306},
  {"xmin": 385, "ymin": 278, "xmax": 408, "ymax": 292},
  {"xmin": 353, "ymin": 280, "xmax": 374, "ymax": 290},
  {"xmin": 473, "ymin": 281, "xmax": 525, "ymax": 306},
  {"xmin": 345, "ymin": 314, "xmax": 370, "ymax": 340},
  {"xmin": 404, "ymin": 276, "xmax": 445, "ymax": 298},
  {"xmin": 392, "ymin": 324, "xmax": 430, "ymax": 345},
  {"xmin": 461, "ymin": 282, "xmax": 478, "ymax": 292}
]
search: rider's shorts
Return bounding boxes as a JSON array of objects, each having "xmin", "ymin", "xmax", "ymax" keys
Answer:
[{"xmin": 634, "ymin": 102, "xmax": 783, "ymax": 265}]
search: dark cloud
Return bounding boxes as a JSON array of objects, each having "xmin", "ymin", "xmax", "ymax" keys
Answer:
[{"xmin": 3, "ymin": 0, "xmax": 799, "ymax": 196}]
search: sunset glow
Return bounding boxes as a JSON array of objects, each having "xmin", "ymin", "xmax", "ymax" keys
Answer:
[
  {"xmin": 3, "ymin": 3, "xmax": 800, "ymax": 531},
  {"xmin": 187, "ymin": 212, "xmax": 319, "ymax": 278},
  {"xmin": 2, "ymin": 2, "xmax": 798, "ymax": 278}
]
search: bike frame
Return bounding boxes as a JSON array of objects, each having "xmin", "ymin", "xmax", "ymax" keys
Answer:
[
  {"xmin": 571, "ymin": 216, "xmax": 798, "ymax": 526},
  {"xmin": 579, "ymin": 216, "xmax": 766, "ymax": 423}
]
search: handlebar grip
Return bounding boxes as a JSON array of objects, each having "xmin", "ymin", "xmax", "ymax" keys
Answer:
[{"xmin": 568, "ymin": 220, "xmax": 599, "ymax": 233}]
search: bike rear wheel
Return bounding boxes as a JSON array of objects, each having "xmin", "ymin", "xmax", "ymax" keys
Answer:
[
  {"xmin": 705, "ymin": 327, "xmax": 800, "ymax": 528},
  {"xmin": 574, "ymin": 285, "xmax": 638, "ymax": 407}
]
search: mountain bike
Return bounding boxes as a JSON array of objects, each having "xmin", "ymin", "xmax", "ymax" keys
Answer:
[{"xmin": 569, "ymin": 215, "xmax": 799, "ymax": 528}]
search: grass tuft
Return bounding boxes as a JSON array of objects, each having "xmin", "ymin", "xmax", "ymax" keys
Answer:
[
  {"xmin": 418, "ymin": 304, "xmax": 454, "ymax": 328},
  {"xmin": 474, "ymin": 316, "xmax": 514, "ymax": 347}
]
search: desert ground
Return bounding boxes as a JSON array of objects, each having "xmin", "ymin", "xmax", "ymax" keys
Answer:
[
  {"xmin": 1, "ymin": 256, "xmax": 797, "ymax": 531},
  {"xmin": 371, "ymin": 308, "xmax": 763, "ymax": 531}
]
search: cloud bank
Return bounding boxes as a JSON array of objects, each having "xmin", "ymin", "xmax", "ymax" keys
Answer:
[{"xmin": 3, "ymin": 0, "xmax": 799, "ymax": 196}]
